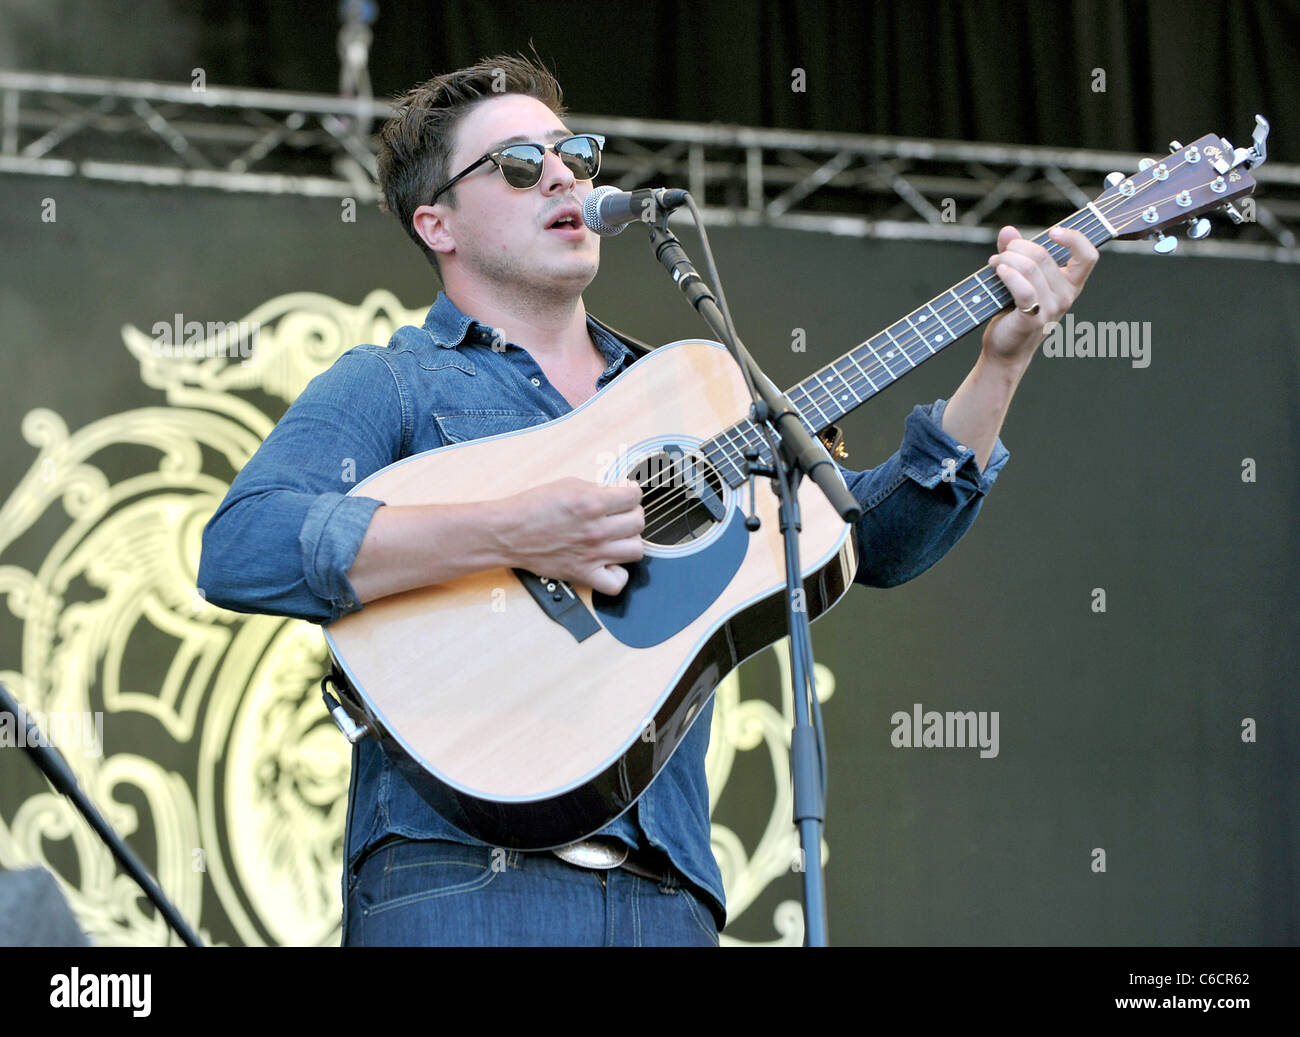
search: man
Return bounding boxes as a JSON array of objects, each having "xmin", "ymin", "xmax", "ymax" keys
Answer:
[{"xmin": 198, "ymin": 53, "xmax": 1098, "ymax": 946}]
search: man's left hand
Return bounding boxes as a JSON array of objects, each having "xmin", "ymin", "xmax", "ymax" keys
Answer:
[{"xmin": 982, "ymin": 224, "xmax": 1100, "ymax": 368}]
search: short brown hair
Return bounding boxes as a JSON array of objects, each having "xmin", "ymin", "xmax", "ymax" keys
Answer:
[{"xmin": 376, "ymin": 52, "xmax": 567, "ymax": 275}]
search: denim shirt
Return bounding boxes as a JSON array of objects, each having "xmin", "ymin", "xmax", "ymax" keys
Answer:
[{"xmin": 198, "ymin": 291, "xmax": 1009, "ymax": 930}]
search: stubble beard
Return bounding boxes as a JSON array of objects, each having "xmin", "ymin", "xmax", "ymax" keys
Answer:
[{"xmin": 466, "ymin": 236, "xmax": 600, "ymax": 317}]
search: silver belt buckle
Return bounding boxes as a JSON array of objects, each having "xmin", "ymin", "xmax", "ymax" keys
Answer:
[{"xmin": 551, "ymin": 837, "xmax": 629, "ymax": 870}]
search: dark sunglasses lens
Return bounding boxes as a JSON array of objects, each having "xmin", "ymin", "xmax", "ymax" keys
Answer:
[
  {"xmin": 496, "ymin": 146, "xmax": 545, "ymax": 188},
  {"xmin": 558, "ymin": 137, "xmax": 600, "ymax": 179}
]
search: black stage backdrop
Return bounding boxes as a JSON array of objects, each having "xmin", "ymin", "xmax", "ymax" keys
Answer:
[
  {"xmin": 0, "ymin": 173, "xmax": 1295, "ymax": 945},
  {"xmin": 1, "ymin": 0, "xmax": 1297, "ymax": 162}
]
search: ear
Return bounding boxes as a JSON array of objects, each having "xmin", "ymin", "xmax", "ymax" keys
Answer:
[{"xmin": 412, "ymin": 204, "xmax": 456, "ymax": 257}]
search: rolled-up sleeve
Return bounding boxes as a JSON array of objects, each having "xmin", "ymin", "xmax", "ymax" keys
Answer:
[
  {"xmin": 198, "ymin": 347, "xmax": 404, "ymax": 625},
  {"xmin": 840, "ymin": 398, "xmax": 1009, "ymax": 588}
]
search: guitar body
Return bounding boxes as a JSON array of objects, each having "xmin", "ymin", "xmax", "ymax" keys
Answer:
[{"xmin": 324, "ymin": 339, "xmax": 857, "ymax": 849}]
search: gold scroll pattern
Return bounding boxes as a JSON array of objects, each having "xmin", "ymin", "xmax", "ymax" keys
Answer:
[{"xmin": 0, "ymin": 290, "xmax": 833, "ymax": 946}]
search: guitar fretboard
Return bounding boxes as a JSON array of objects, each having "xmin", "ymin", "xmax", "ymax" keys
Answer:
[{"xmin": 701, "ymin": 206, "xmax": 1113, "ymax": 486}]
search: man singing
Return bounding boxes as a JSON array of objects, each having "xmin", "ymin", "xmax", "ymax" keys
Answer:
[{"xmin": 198, "ymin": 53, "xmax": 1098, "ymax": 946}]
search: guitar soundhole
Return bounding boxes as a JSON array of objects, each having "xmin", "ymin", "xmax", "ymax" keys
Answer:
[{"xmin": 631, "ymin": 449, "xmax": 726, "ymax": 547}]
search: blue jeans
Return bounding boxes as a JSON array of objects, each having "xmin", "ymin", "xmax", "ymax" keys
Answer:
[{"xmin": 342, "ymin": 838, "xmax": 721, "ymax": 947}]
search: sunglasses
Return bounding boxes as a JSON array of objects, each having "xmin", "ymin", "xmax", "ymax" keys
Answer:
[{"xmin": 429, "ymin": 134, "xmax": 605, "ymax": 205}]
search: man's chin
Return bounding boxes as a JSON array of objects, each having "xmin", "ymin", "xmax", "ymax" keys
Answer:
[{"xmin": 549, "ymin": 254, "xmax": 599, "ymax": 291}]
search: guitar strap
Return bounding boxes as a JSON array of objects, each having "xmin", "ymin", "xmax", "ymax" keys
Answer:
[{"xmin": 588, "ymin": 314, "xmax": 655, "ymax": 360}]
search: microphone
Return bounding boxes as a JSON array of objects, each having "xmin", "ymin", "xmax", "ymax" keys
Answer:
[{"xmin": 582, "ymin": 185, "xmax": 689, "ymax": 236}]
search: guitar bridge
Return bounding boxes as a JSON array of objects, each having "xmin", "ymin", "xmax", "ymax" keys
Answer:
[{"xmin": 512, "ymin": 569, "xmax": 603, "ymax": 642}]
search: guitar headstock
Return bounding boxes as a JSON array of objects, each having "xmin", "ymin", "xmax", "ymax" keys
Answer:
[{"xmin": 1092, "ymin": 116, "xmax": 1269, "ymax": 251}]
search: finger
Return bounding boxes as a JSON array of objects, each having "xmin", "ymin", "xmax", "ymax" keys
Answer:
[
  {"xmin": 1004, "ymin": 228, "xmax": 1098, "ymax": 309},
  {"xmin": 997, "ymin": 243, "xmax": 1053, "ymax": 284},
  {"xmin": 1003, "ymin": 237, "xmax": 1072, "ymax": 301},
  {"xmin": 992, "ymin": 262, "xmax": 1040, "ymax": 313},
  {"xmin": 1048, "ymin": 226, "xmax": 1100, "ymax": 287},
  {"xmin": 589, "ymin": 564, "xmax": 628, "ymax": 596},
  {"xmin": 991, "ymin": 249, "xmax": 1051, "ymax": 304},
  {"xmin": 595, "ymin": 509, "xmax": 645, "ymax": 541},
  {"xmin": 1003, "ymin": 236, "xmax": 1054, "ymax": 267},
  {"xmin": 1001, "ymin": 227, "xmax": 1089, "ymax": 277},
  {"xmin": 601, "ymin": 535, "xmax": 645, "ymax": 565},
  {"xmin": 996, "ymin": 225, "xmax": 1021, "ymax": 252},
  {"xmin": 602, "ymin": 481, "xmax": 643, "ymax": 512}
]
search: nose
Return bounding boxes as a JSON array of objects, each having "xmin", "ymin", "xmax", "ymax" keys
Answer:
[{"xmin": 539, "ymin": 148, "xmax": 577, "ymax": 195}]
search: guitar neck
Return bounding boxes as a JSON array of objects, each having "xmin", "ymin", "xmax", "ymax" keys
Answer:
[{"xmin": 703, "ymin": 204, "xmax": 1114, "ymax": 485}]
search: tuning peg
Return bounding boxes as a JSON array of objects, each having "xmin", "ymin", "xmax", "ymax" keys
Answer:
[
  {"xmin": 1250, "ymin": 114, "xmax": 1269, "ymax": 166},
  {"xmin": 1230, "ymin": 115, "xmax": 1270, "ymax": 170},
  {"xmin": 1138, "ymin": 158, "xmax": 1156, "ymax": 171},
  {"xmin": 1186, "ymin": 218, "xmax": 1211, "ymax": 240},
  {"xmin": 1168, "ymin": 140, "xmax": 1183, "ymax": 152},
  {"xmin": 1220, "ymin": 202, "xmax": 1246, "ymax": 225},
  {"xmin": 1104, "ymin": 171, "xmax": 1125, "ymax": 188},
  {"xmin": 1149, "ymin": 231, "xmax": 1178, "ymax": 255}
]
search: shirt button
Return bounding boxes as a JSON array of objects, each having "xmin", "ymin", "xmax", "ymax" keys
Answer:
[
  {"xmin": 957, "ymin": 444, "xmax": 968, "ymax": 452},
  {"xmin": 530, "ymin": 377, "xmax": 541, "ymax": 386}
]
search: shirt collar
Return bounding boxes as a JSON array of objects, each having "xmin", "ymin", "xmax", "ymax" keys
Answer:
[
  {"xmin": 421, "ymin": 291, "xmax": 483, "ymax": 349},
  {"xmin": 420, "ymin": 291, "xmax": 637, "ymax": 370}
]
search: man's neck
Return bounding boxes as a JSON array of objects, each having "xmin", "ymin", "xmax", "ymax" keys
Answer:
[{"xmin": 444, "ymin": 281, "xmax": 592, "ymax": 363}]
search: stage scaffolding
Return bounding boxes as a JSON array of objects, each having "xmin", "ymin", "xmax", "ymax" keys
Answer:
[{"xmin": 1, "ymin": 70, "xmax": 1295, "ymax": 263}]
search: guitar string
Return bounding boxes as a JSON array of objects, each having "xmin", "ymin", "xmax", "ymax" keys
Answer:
[
  {"xmin": 673, "ymin": 159, "xmax": 1212, "ymax": 491},
  {"xmin": 635, "ymin": 156, "xmax": 1222, "ymax": 536},
  {"xmin": 751, "ymin": 155, "xmax": 1205, "ymax": 437},
  {"xmin": 634, "ymin": 218, "xmax": 1101, "ymax": 530},
  {"xmin": 762, "ymin": 149, "xmax": 1203, "ymax": 432},
  {"xmin": 635, "ymin": 216, "xmax": 1108, "ymax": 533},
  {"xmin": 646, "ymin": 153, "xmax": 1204, "ymax": 522},
  {"xmin": 635, "ymin": 204, "xmax": 1120, "ymax": 537},
  {"xmin": 638, "ymin": 204, "xmax": 1130, "ymax": 536}
]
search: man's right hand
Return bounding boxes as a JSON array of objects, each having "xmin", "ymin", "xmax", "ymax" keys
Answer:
[
  {"xmin": 347, "ymin": 477, "xmax": 646, "ymax": 607},
  {"xmin": 497, "ymin": 477, "xmax": 645, "ymax": 596}
]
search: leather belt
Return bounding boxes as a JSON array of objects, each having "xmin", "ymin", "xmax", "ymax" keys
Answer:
[{"xmin": 551, "ymin": 837, "xmax": 673, "ymax": 885}]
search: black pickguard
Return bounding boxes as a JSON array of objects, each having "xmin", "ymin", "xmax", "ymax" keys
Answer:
[{"xmin": 592, "ymin": 506, "xmax": 749, "ymax": 648}]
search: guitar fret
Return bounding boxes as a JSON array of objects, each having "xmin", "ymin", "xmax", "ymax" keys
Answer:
[
  {"xmin": 830, "ymin": 360, "xmax": 862, "ymax": 411},
  {"xmin": 846, "ymin": 349, "xmax": 880, "ymax": 394},
  {"xmin": 898, "ymin": 319, "xmax": 927, "ymax": 363},
  {"xmin": 802, "ymin": 366, "xmax": 852, "ymax": 425},
  {"xmin": 713, "ymin": 428, "xmax": 745, "ymax": 459},
  {"xmin": 924, "ymin": 304, "xmax": 955, "ymax": 348},
  {"xmin": 726, "ymin": 426, "xmax": 750, "ymax": 461},
  {"xmin": 702, "ymin": 439, "xmax": 740, "ymax": 485},
  {"xmin": 797, "ymin": 377, "xmax": 833, "ymax": 425},
  {"xmin": 703, "ymin": 199, "xmax": 1117, "ymax": 482},
  {"xmin": 951, "ymin": 287, "xmax": 978, "ymax": 323},
  {"xmin": 853, "ymin": 343, "xmax": 889, "ymax": 391},
  {"xmin": 862, "ymin": 334, "xmax": 894, "ymax": 378},
  {"xmin": 880, "ymin": 326, "xmax": 913, "ymax": 374},
  {"xmin": 970, "ymin": 274, "xmax": 1007, "ymax": 314}
]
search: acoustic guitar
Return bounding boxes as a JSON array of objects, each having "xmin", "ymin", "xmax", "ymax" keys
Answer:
[{"xmin": 322, "ymin": 130, "xmax": 1263, "ymax": 848}]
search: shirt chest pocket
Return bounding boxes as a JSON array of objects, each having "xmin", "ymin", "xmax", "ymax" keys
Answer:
[{"xmin": 432, "ymin": 410, "xmax": 553, "ymax": 446}]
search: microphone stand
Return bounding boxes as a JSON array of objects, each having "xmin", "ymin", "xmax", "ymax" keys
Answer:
[
  {"xmin": 0, "ymin": 680, "xmax": 204, "ymax": 947},
  {"xmin": 638, "ymin": 200, "xmax": 861, "ymax": 946}
]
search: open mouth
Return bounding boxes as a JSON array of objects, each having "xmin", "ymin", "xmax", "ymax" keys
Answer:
[{"xmin": 546, "ymin": 209, "xmax": 583, "ymax": 231}]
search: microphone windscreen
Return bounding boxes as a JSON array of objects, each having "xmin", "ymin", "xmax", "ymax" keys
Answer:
[{"xmin": 582, "ymin": 185, "xmax": 629, "ymax": 237}]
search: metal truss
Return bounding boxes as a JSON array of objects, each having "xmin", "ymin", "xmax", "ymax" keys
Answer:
[{"xmin": 2, "ymin": 69, "xmax": 1296, "ymax": 263}]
